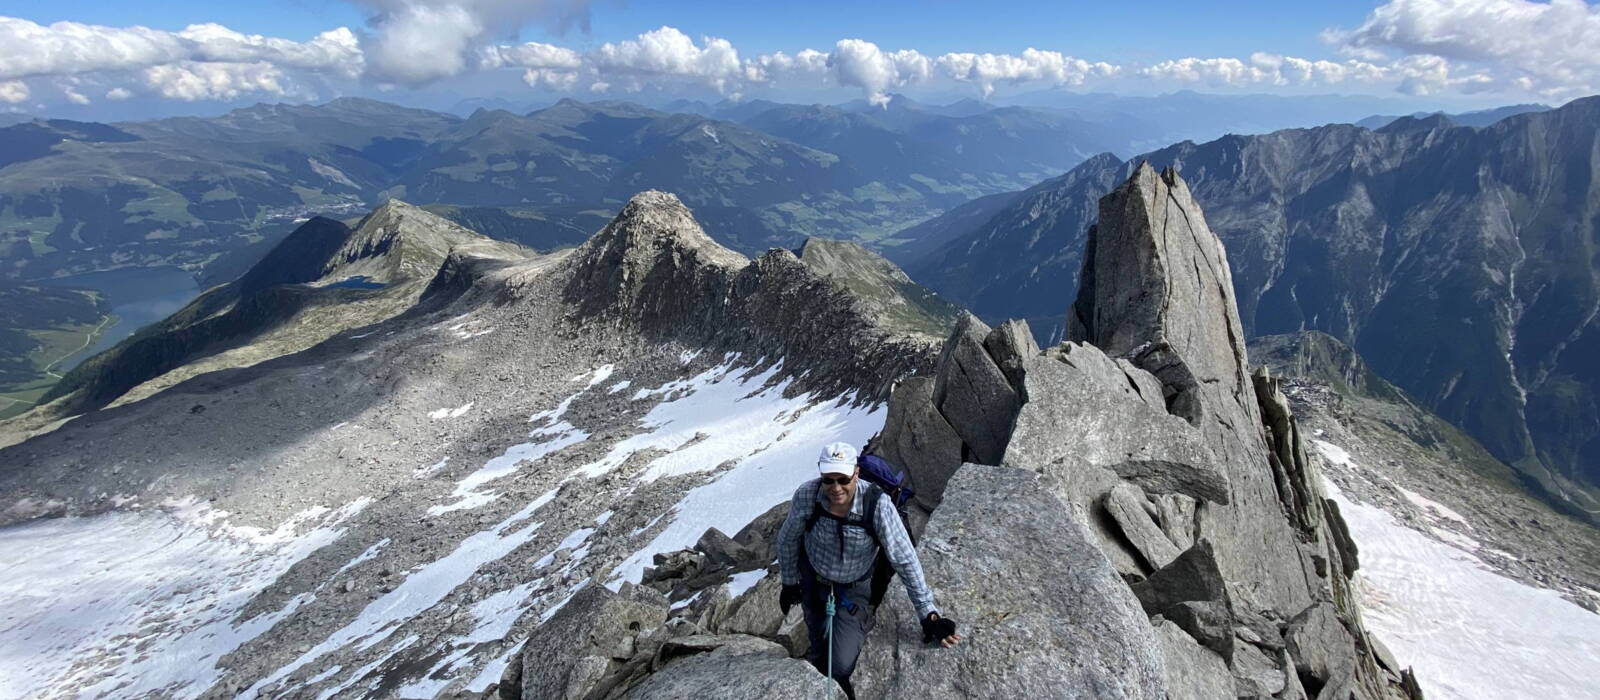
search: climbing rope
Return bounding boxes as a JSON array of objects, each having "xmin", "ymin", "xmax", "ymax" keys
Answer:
[{"xmin": 824, "ymin": 587, "xmax": 837, "ymax": 700}]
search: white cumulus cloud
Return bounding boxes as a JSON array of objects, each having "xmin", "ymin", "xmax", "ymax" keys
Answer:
[
  {"xmin": 589, "ymin": 26, "xmax": 746, "ymax": 94},
  {"xmin": 828, "ymin": 39, "xmax": 932, "ymax": 106},
  {"xmin": 1328, "ymin": 0, "xmax": 1600, "ymax": 98},
  {"xmin": 142, "ymin": 61, "xmax": 291, "ymax": 101},
  {"xmin": 0, "ymin": 80, "xmax": 29, "ymax": 104},
  {"xmin": 350, "ymin": 0, "xmax": 592, "ymax": 85},
  {"xmin": 937, "ymin": 49, "xmax": 1119, "ymax": 97}
]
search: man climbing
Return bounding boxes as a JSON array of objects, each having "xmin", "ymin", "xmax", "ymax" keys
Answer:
[{"xmin": 776, "ymin": 441, "xmax": 961, "ymax": 699}]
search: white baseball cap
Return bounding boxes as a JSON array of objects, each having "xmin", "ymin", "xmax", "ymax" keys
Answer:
[{"xmin": 817, "ymin": 441, "xmax": 858, "ymax": 476}]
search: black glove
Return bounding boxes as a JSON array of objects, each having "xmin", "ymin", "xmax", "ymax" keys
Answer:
[
  {"xmin": 779, "ymin": 584, "xmax": 803, "ymax": 615},
  {"xmin": 921, "ymin": 613, "xmax": 957, "ymax": 643}
]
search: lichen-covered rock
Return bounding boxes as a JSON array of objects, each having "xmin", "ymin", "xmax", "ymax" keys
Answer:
[{"xmin": 860, "ymin": 464, "xmax": 1166, "ymax": 699}]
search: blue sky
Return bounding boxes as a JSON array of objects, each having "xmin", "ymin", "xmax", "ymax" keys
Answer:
[
  {"xmin": 6, "ymin": 1, "xmax": 1373, "ymax": 58},
  {"xmin": 2, "ymin": 0, "xmax": 1597, "ymax": 118}
]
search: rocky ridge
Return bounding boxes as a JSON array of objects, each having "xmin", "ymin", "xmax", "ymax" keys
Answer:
[
  {"xmin": 0, "ymin": 200, "xmax": 529, "ymax": 449},
  {"xmin": 2, "ymin": 176, "xmax": 1420, "ymax": 698},
  {"xmin": 488, "ymin": 167, "xmax": 1423, "ymax": 699}
]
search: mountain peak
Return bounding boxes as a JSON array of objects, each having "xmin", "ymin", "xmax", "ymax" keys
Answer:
[
  {"xmin": 565, "ymin": 191, "xmax": 748, "ymax": 318},
  {"xmin": 580, "ymin": 190, "xmax": 747, "ymax": 268},
  {"xmin": 1069, "ymin": 161, "xmax": 1250, "ymax": 425}
]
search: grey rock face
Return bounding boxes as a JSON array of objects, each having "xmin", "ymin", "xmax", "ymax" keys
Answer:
[
  {"xmin": 932, "ymin": 313, "xmax": 1020, "ymax": 465},
  {"xmin": 861, "ymin": 464, "xmax": 1168, "ymax": 699},
  {"xmin": 1070, "ymin": 163, "xmax": 1314, "ymax": 617},
  {"xmin": 1104, "ymin": 482, "xmax": 1183, "ymax": 570},
  {"xmin": 517, "ymin": 583, "xmax": 669, "ymax": 700},
  {"xmin": 1003, "ymin": 341, "xmax": 1229, "ymax": 508},
  {"xmin": 917, "ymin": 98, "xmax": 1600, "ymax": 515},
  {"xmin": 560, "ymin": 190, "xmax": 934, "ymax": 404},
  {"xmin": 874, "ymin": 376, "xmax": 963, "ymax": 511},
  {"xmin": 1285, "ymin": 602, "xmax": 1358, "ymax": 689},
  {"xmin": 1153, "ymin": 619, "xmax": 1234, "ymax": 700},
  {"xmin": 794, "ymin": 237, "xmax": 962, "ymax": 341},
  {"xmin": 621, "ymin": 648, "xmax": 828, "ymax": 700}
]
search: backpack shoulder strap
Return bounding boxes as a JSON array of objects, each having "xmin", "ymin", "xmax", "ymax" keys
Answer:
[{"xmin": 861, "ymin": 484, "xmax": 884, "ymax": 545}]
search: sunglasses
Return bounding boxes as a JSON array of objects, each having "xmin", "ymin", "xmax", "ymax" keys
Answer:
[{"xmin": 820, "ymin": 474, "xmax": 855, "ymax": 487}]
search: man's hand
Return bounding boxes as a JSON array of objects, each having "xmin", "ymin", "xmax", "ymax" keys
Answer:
[
  {"xmin": 779, "ymin": 584, "xmax": 803, "ymax": 615},
  {"xmin": 921, "ymin": 612, "xmax": 961, "ymax": 648}
]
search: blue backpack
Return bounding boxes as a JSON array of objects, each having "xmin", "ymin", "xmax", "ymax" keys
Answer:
[{"xmin": 858, "ymin": 452, "xmax": 915, "ymax": 510}]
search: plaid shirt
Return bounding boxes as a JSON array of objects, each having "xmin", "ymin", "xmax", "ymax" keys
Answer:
[{"xmin": 777, "ymin": 478, "xmax": 938, "ymax": 619}]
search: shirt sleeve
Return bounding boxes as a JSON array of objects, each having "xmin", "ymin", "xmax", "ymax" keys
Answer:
[
  {"xmin": 876, "ymin": 494, "xmax": 937, "ymax": 618},
  {"xmin": 777, "ymin": 482, "xmax": 813, "ymax": 586}
]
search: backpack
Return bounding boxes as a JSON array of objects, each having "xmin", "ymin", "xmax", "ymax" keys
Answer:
[{"xmin": 803, "ymin": 449, "xmax": 915, "ymax": 607}]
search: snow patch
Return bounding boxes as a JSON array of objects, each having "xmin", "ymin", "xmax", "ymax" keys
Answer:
[
  {"xmin": 429, "ymin": 403, "xmax": 474, "ymax": 420},
  {"xmin": 1316, "ymin": 444, "xmax": 1600, "ymax": 700},
  {"xmin": 0, "ymin": 499, "xmax": 368, "ymax": 699},
  {"xmin": 430, "ymin": 428, "xmax": 588, "ymax": 515},
  {"xmin": 413, "ymin": 456, "xmax": 450, "ymax": 479},
  {"xmin": 244, "ymin": 492, "xmax": 557, "ymax": 697},
  {"xmin": 1396, "ymin": 486, "xmax": 1471, "ymax": 526},
  {"xmin": 726, "ymin": 569, "xmax": 769, "ymax": 598},
  {"xmin": 334, "ymin": 538, "xmax": 390, "ymax": 578},
  {"xmin": 603, "ymin": 361, "xmax": 884, "ymax": 589}
]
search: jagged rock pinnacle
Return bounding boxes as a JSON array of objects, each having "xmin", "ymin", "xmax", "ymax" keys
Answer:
[{"xmin": 1069, "ymin": 161, "xmax": 1251, "ymax": 425}]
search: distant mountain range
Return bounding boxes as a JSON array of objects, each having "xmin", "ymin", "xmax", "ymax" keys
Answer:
[
  {"xmin": 906, "ymin": 95, "xmax": 1600, "ymax": 520},
  {"xmin": 1354, "ymin": 103, "xmax": 1551, "ymax": 130},
  {"xmin": 0, "ymin": 94, "xmax": 1154, "ymax": 289}
]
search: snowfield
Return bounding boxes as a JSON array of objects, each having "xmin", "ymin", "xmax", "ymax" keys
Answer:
[
  {"xmin": 0, "ymin": 354, "xmax": 882, "ymax": 697},
  {"xmin": 0, "ymin": 499, "xmax": 368, "ymax": 699},
  {"xmin": 1313, "ymin": 440, "xmax": 1600, "ymax": 700}
]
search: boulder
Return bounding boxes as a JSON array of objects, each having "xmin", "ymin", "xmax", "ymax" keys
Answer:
[
  {"xmin": 1284, "ymin": 602, "xmax": 1358, "ymax": 687},
  {"xmin": 877, "ymin": 376, "xmax": 964, "ymax": 510},
  {"xmin": 732, "ymin": 502, "xmax": 790, "ymax": 563},
  {"xmin": 517, "ymin": 582, "xmax": 669, "ymax": 700},
  {"xmin": 622, "ymin": 648, "xmax": 829, "ymax": 699},
  {"xmin": 1153, "ymin": 618, "xmax": 1234, "ymax": 700},
  {"xmin": 654, "ymin": 634, "xmax": 787, "ymax": 663},
  {"xmin": 932, "ymin": 313, "xmax": 1020, "ymax": 465},
  {"xmin": 1104, "ymin": 482, "xmax": 1183, "ymax": 570},
  {"xmin": 695, "ymin": 527, "xmax": 761, "ymax": 570},
  {"xmin": 981, "ymin": 318, "xmax": 1039, "ymax": 390},
  {"xmin": 715, "ymin": 573, "xmax": 799, "ymax": 650},
  {"xmin": 1129, "ymin": 540, "xmax": 1228, "ymax": 617},
  {"xmin": 1162, "ymin": 600, "xmax": 1234, "ymax": 663},
  {"xmin": 1232, "ymin": 641, "xmax": 1288, "ymax": 696},
  {"xmin": 860, "ymin": 464, "xmax": 1166, "ymax": 698},
  {"xmin": 1153, "ymin": 493, "xmax": 1198, "ymax": 550},
  {"xmin": 1004, "ymin": 343, "xmax": 1230, "ymax": 507}
]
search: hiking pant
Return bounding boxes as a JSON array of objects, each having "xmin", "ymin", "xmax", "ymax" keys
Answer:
[{"xmin": 803, "ymin": 573, "xmax": 873, "ymax": 699}]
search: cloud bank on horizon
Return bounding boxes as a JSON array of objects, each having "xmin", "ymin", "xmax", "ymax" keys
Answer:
[{"xmin": 0, "ymin": 0, "xmax": 1596, "ymax": 109}]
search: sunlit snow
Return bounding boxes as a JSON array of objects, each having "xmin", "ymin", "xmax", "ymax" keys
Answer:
[
  {"xmin": 0, "ymin": 499, "xmax": 368, "ymax": 699},
  {"xmin": 1312, "ymin": 440, "xmax": 1600, "ymax": 700}
]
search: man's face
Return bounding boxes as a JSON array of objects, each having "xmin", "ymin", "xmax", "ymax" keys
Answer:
[{"xmin": 822, "ymin": 467, "xmax": 858, "ymax": 507}]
